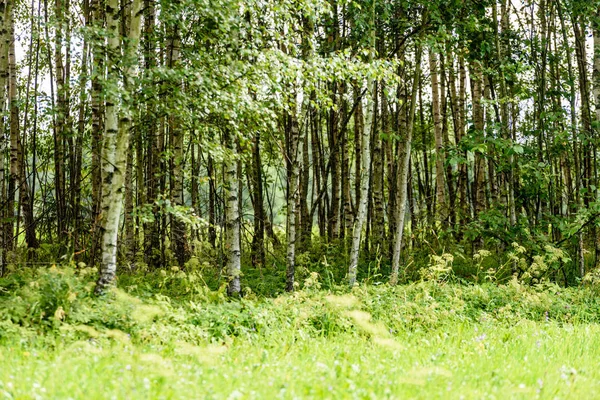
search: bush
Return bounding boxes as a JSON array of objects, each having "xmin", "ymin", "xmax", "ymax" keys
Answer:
[{"xmin": 3, "ymin": 263, "xmax": 600, "ymax": 348}]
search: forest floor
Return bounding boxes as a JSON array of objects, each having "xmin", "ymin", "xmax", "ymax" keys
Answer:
[{"xmin": 1, "ymin": 266, "xmax": 600, "ymax": 399}]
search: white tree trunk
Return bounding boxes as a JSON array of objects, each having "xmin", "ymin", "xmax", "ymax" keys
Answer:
[
  {"xmin": 594, "ymin": 7, "xmax": 600, "ymax": 199},
  {"xmin": 391, "ymin": 46, "xmax": 422, "ymax": 285},
  {"xmin": 0, "ymin": 0, "xmax": 9, "ymax": 268},
  {"xmin": 225, "ymin": 132, "xmax": 241, "ymax": 296},
  {"xmin": 348, "ymin": 82, "xmax": 374, "ymax": 286},
  {"xmin": 286, "ymin": 114, "xmax": 302, "ymax": 291},
  {"xmin": 96, "ymin": 0, "xmax": 142, "ymax": 293}
]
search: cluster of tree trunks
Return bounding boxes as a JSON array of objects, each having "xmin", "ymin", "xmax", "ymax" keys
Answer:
[{"xmin": 1, "ymin": 0, "xmax": 600, "ymax": 291}]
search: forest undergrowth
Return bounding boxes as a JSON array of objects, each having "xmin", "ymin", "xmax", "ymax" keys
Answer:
[{"xmin": 2, "ymin": 262, "xmax": 600, "ymax": 398}]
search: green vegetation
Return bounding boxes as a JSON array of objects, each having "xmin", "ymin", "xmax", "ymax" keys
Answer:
[
  {"xmin": 4, "ymin": 0, "xmax": 600, "ymax": 397},
  {"xmin": 2, "ymin": 265, "xmax": 600, "ymax": 398},
  {"xmin": 4, "ymin": 0, "xmax": 600, "ymax": 294}
]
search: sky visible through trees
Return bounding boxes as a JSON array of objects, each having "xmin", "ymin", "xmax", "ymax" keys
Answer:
[{"xmin": 1, "ymin": 0, "xmax": 600, "ymax": 293}]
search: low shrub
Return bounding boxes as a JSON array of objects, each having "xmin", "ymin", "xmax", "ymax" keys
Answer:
[{"xmin": 2, "ymin": 264, "xmax": 600, "ymax": 348}]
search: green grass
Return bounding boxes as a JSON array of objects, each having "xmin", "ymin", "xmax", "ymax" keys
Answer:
[
  {"xmin": 1, "ymin": 266, "xmax": 600, "ymax": 399},
  {"xmin": 2, "ymin": 320, "xmax": 600, "ymax": 399}
]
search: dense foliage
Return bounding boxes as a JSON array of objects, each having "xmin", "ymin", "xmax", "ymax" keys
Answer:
[
  {"xmin": 2, "ymin": 0, "xmax": 600, "ymax": 291},
  {"xmin": 3, "ymin": 1, "xmax": 600, "ymax": 397}
]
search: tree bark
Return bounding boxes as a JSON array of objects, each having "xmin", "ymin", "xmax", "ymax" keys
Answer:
[
  {"xmin": 96, "ymin": 0, "xmax": 142, "ymax": 293},
  {"xmin": 168, "ymin": 23, "xmax": 189, "ymax": 267},
  {"xmin": 53, "ymin": 0, "xmax": 67, "ymax": 239},
  {"xmin": 371, "ymin": 82, "xmax": 385, "ymax": 250},
  {"xmin": 0, "ymin": 0, "xmax": 7, "ymax": 265},
  {"xmin": 224, "ymin": 130, "xmax": 241, "ymax": 296},
  {"xmin": 207, "ymin": 154, "xmax": 217, "ymax": 249},
  {"xmin": 348, "ymin": 82, "xmax": 374, "ymax": 286},
  {"xmin": 391, "ymin": 45, "xmax": 422, "ymax": 285},
  {"xmin": 250, "ymin": 132, "xmax": 265, "ymax": 267},
  {"xmin": 429, "ymin": 48, "xmax": 447, "ymax": 221},
  {"xmin": 5, "ymin": 0, "xmax": 16, "ymax": 252},
  {"xmin": 470, "ymin": 61, "xmax": 486, "ymax": 216},
  {"xmin": 286, "ymin": 109, "xmax": 302, "ymax": 291},
  {"xmin": 9, "ymin": 5, "xmax": 37, "ymax": 250},
  {"xmin": 90, "ymin": 0, "xmax": 105, "ymax": 265}
]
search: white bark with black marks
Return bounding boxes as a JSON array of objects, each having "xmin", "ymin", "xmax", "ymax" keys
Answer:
[
  {"xmin": 286, "ymin": 113, "xmax": 302, "ymax": 291},
  {"xmin": 348, "ymin": 82, "xmax": 374, "ymax": 286},
  {"xmin": 391, "ymin": 46, "xmax": 422, "ymax": 285},
  {"xmin": 225, "ymin": 131, "xmax": 241, "ymax": 296},
  {"xmin": 0, "ymin": 0, "xmax": 9, "ymax": 266},
  {"xmin": 96, "ymin": 0, "xmax": 142, "ymax": 294}
]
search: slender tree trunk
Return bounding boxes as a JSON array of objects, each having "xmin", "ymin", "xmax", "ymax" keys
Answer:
[
  {"xmin": 286, "ymin": 108, "xmax": 303, "ymax": 291},
  {"xmin": 556, "ymin": 0, "xmax": 583, "ymax": 274},
  {"xmin": 90, "ymin": 0, "xmax": 105, "ymax": 264},
  {"xmin": 574, "ymin": 15, "xmax": 594, "ymax": 272},
  {"xmin": 495, "ymin": 0, "xmax": 516, "ymax": 226},
  {"xmin": 3, "ymin": 0, "xmax": 16, "ymax": 253},
  {"xmin": 447, "ymin": 48, "xmax": 460, "ymax": 224},
  {"xmin": 8, "ymin": 6, "xmax": 37, "ymax": 250},
  {"xmin": 458, "ymin": 55, "xmax": 469, "ymax": 220},
  {"xmin": 593, "ymin": 6, "xmax": 600, "ymax": 267},
  {"xmin": 299, "ymin": 124, "xmax": 311, "ymax": 250},
  {"xmin": 353, "ymin": 85, "xmax": 362, "ymax": 221},
  {"xmin": 134, "ymin": 106, "xmax": 144, "ymax": 257},
  {"xmin": 573, "ymin": 16, "xmax": 592, "ymax": 205},
  {"xmin": 5, "ymin": 0, "xmax": 16, "ymax": 252},
  {"xmin": 341, "ymin": 97, "xmax": 353, "ymax": 241},
  {"xmin": 96, "ymin": 0, "xmax": 142, "ymax": 293},
  {"xmin": 124, "ymin": 143, "xmax": 134, "ymax": 259},
  {"xmin": 250, "ymin": 132, "xmax": 265, "ymax": 267},
  {"xmin": 73, "ymin": 19, "xmax": 89, "ymax": 254},
  {"xmin": 328, "ymin": 97, "xmax": 341, "ymax": 241},
  {"xmin": 389, "ymin": 64, "xmax": 407, "ymax": 258},
  {"xmin": 429, "ymin": 49, "xmax": 447, "ymax": 221},
  {"xmin": 64, "ymin": 0, "xmax": 73, "ymax": 242},
  {"xmin": 207, "ymin": 154, "xmax": 217, "ymax": 249},
  {"xmin": 371, "ymin": 82, "xmax": 385, "ymax": 250},
  {"xmin": 418, "ymin": 86, "xmax": 432, "ymax": 221},
  {"xmin": 142, "ymin": 0, "xmax": 159, "ymax": 266},
  {"xmin": 53, "ymin": 0, "xmax": 67, "ymax": 239},
  {"xmin": 224, "ymin": 130, "xmax": 241, "ymax": 296},
  {"xmin": 313, "ymin": 109, "xmax": 326, "ymax": 238},
  {"xmin": 21, "ymin": 0, "xmax": 42, "ymax": 251},
  {"xmin": 440, "ymin": 52, "xmax": 454, "ymax": 223},
  {"xmin": 391, "ymin": 45, "xmax": 422, "ymax": 284},
  {"xmin": 299, "ymin": 15, "xmax": 313, "ymax": 250},
  {"xmin": 470, "ymin": 61, "xmax": 486, "ymax": 217},
  {"xmin": 168, "ymin": 24, "xmax": 189, "ymax": 267},
  {"xmin": 348, "ymin": 63, "xmax": 378, "ymax": 287},
  {"xmin": 348, "ymin": 81, "xmax": 374, "ymax": 286},
  {"xmin": 348, "ymin": 3, "xmax": 376, "ymax": 285},
  {"xmin": 96, "ymin": 0, "xmax": 123, "ymax": 291},
  {"xmin": 0, "ymin": 0, "xmax": 7, "ymax": 265}
]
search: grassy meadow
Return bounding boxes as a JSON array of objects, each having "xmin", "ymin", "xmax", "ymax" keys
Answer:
[{"xmin": 1, "ymin": 266, "xmax": 600, "ymax": 399}]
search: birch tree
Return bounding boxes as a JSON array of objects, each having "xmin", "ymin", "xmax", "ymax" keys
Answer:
[
  {"xmin": 0, "ymin": 0, "xmax": 9, "ymax": 265},
  {"xmin": 429, "ymin": 48, "xmax": 446, "ymax": 220},
  {"xmin": 348, "ymin": 81, "xmax": 373, "ymax": 286},
  {"xmin": 96, "ymin": 0, "xmax": 142, "ymax": 293},
  {"xmin": 224, "ymin": 129, "xmax": 241, "ymax": 296},
  {"xmin": 391, "ymin": 44, "xmax": 422, "ymax": 285}
]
